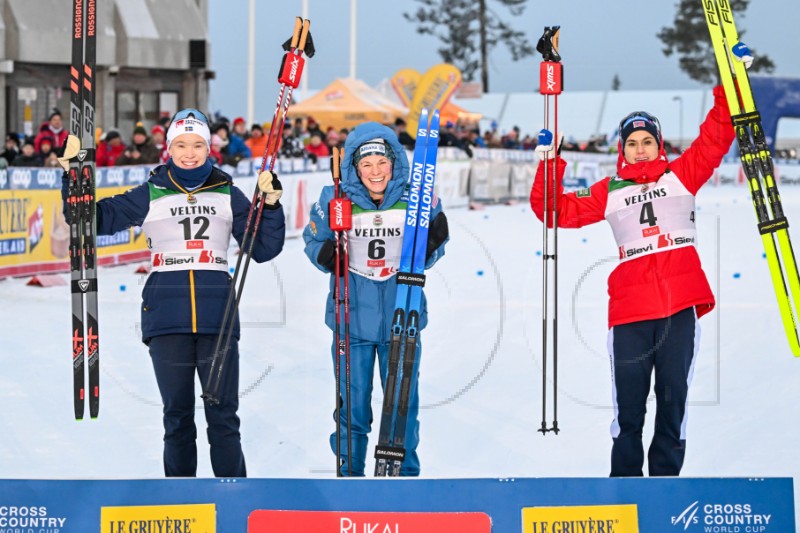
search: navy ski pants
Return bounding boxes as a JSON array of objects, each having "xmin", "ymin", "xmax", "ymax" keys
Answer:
[
  {"xmin": 148, "ymin": 334, "xmax": 246, "ymax": 477},
  {"xmin": 330, "ymin": 337, "xmax": 421, "ymax": 477},
  {"xmin": 608, "ymin": 307, "xmax": 699, "ymax": 477}
]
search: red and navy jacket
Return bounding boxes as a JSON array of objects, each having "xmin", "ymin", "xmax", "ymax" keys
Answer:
[{"xmin": 530, "ymin": 86, "xmax": 735, "ymax": 328}]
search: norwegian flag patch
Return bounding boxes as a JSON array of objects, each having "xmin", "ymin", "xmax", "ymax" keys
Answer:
[{"xmin": 633, "ymin": 120, "xmax": 646, "ymax": 128}]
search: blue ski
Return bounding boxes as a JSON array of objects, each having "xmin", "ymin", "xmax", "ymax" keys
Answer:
[{"xmin": 374, "ymin": 109, "xmax": 441, "ymax": 476}]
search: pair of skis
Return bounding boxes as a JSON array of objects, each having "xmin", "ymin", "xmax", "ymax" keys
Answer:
[
  {"xmin": 703, "ymin": 0, "xmax": 800, "ymax": 356},
  {"xmin": 67, "ymin": 0, "xmax": 99, "ymax": 420},
  {"xmin": 203, "ymin": 17, "xmax": 314, "ymax": 404},
  {"xmin": 373, "ymin": 108, "xmax": 441, "ymax": 477}
]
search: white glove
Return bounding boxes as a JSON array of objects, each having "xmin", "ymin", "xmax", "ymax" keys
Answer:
[
  {"xmin": 257, "ymin": 170, "xmax": 283, "ymax": 206},
  {"xmin": 57, "ymin": 135, "xmax": 81, "ymax": 171},
  {"xmin": 732, "ymin": 42, "xmax": 753, "ymax": 69},
  {"xmin": 534, "ymin": 129, "xmax": 564, "ymax": 161}
]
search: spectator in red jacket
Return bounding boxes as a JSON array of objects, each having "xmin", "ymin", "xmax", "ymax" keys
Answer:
[
  {"xmin": 34, "ymin": 109, "xmax": 69, "ymax": 156},
  {"xmin": 530, "ymin": 86, "xmax": 734, "ymax": 478},
  {"xmin": 305, "ymin": 131, "xmax": 330, "ymax": 163},
  {"xmin": 96, "ymin": 130, "xmax": 126, "ymax": 167}
]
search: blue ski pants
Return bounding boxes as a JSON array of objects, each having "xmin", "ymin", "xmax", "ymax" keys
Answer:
[
  {"xmin": 608, "ymin": 307, "xmax": 699, "ymax": 477},
  {"xmin": 330, "ymin": 337, "xmax": 421, "ymax": 476},
  {"xmin": 148, "ymin": 334, "xmax": 246, "ymax": 478}
]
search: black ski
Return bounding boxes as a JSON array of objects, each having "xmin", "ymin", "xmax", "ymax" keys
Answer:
[{"xmin": 68, "ymin": 0, "xmax": 99, "ymax": 419}]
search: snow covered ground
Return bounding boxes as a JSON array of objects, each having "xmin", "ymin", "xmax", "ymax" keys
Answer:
[{"xmin": 1, "ymin": 185, "xmax": 798, "ymax": 520}]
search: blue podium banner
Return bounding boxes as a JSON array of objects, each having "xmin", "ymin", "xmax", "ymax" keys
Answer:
[{"xmin": 0, "ymin": 477, "xmax": 793, "ymax": 532}]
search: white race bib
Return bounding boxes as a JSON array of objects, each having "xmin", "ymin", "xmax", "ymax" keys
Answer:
[
  {"xmin": 605, "ymin": 172, "xmax": 697, "ymax": 262},
  {"xmin": 346, "ymin": 203, "xmax": 406, "ymax": 281},
  {"xmin": 142, "ymin": 184, "xmax": 233, "ymax": 272}
]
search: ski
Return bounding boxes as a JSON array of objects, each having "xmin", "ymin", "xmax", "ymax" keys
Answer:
[
  {"xmin": 68, "ymin": 0, "xmax": 99, "ymax": 419},
  {"xmin": 703, "ymin": 0, "xmax": 800, "ymax": 356},
  {"xmin": 374, "ymin": 109, "xmax": 440, "ymax": 477}
]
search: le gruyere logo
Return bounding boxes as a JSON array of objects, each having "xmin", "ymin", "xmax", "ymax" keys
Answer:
[
  {"xmin": 523, "ymin": 504, "xmax": 639, "ymax": 533},
  {"xmin": 101, "ymin": 503, "xmax": 215, "ymax": 533}
]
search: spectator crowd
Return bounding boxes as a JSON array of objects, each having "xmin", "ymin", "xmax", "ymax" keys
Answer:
[{"xmin": 14, "ymin": 105, "xmax": 790, "ymax": 172}]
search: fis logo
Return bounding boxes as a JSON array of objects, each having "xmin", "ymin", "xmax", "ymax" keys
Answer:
[{"xmin": 671, "ymin": 501, "xmax": 700, "ymax": 530}]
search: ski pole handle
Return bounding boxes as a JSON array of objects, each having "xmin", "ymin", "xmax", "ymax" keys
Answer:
[
  {"xmin": 331, "ymin": 146, "xmax": 342, "ymax": 182},
  {"xmin": 290, "ymin": 17, "xmax": 302, "ymax": 49},
  {"xmin": 299, "ymin": 19, "xmax": 311, "ymax": 52}
]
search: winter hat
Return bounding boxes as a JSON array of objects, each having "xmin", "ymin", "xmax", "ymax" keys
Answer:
[
  {"xmin": 151, "ymin": 124, "xmax": 166, "ymax": 136},
  {"xmin": 167, "ymin": 116, "xmax": 211, "ymax": 148},
  {"xmin": 105, "ymin": 130, "xmax": 121, "ymax": 142},
  {"xmin": 233, "ymin": 117, "xmax": 246, "ymax": 127},
  {"xmin": 353, "ymin": 137, "xmax": 395, "ymax": 166},
  {"xmin": 132, "ymin": 125, "xmax": 148, "ymax": 137},
  {"xmin": 48, "ymin": 109, "xmax": 62, "ymax": 121},
  {"xmin": 5, "ymin": 133, "xmax": 20, "ymax": 146},
  {"xmin": 619, "ymin": 111, "xmax": 661, "ymax": 147}
]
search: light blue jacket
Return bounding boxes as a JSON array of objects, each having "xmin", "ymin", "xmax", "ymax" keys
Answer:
[{"xmin": 302, "ymin": 122, "xmax": 447, "ymax": 342}]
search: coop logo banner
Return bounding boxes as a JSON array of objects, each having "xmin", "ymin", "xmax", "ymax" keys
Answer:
[
  {"xmin": 670, "ymin": 500, "xmax": 774, "ymax": 531},
  {"xmin": 101, "ymin": 503, "xmax": 215, "ymax": 533},
  {"xmin": 522, "ymin": 504, "xmax": 639, "ymax": 533},
  {"xmin": 0, "ymin": 505, "xmax": 68, "ymax": 529},
  {"xmin": 248, "ymin": 510, "xmax": 491, "ymax": 532}
]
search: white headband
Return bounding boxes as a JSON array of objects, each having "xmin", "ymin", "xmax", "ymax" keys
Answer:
[{"xmin": 167, "ymin": 118, "xmax": 211, "ymax": 148}]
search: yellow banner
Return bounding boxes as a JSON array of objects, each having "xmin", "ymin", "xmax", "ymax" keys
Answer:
[
  {"xmin": 390, "ymin": 68, "xmax": 421, "ymax": 107},
  {"xmin": 407, "ymin": 64, "xmax": 462, "ymax": 134},
  {"xmin": 523, "ymin": 504, "xmax": 639, "ymax": 533},
  {"xmin": 101, "ymin": 503, "xmax": 215, "ymax": 533},
  {"xmin": 0, "ymin": 186, "xmax": 149, "ymax": 278}
]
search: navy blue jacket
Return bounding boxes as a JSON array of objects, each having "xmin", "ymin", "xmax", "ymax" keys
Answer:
[
  {"xmin": 303, "ymin": 122, "xmax": 447, "ymax": 343},
  {"xmin": 62, "ymin": 164, "xmax": 285, "ymax": 342}
]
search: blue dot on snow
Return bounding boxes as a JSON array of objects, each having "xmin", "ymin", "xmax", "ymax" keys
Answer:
[
  {"xmin": 733, "ymin": 273, "xmax": 741, "ymax": 279},
  {"xmin": 536, "ymin": 251, "xmax": 542, "ymax": 256},
  {"xmin": 582, "ymin": 238, "xmax": 587, "ymax": 243},
  {"xmin": 119, "ymin": 285, "xmax": 126, "ymax": 292},
  {"xmin": 483, "ymin": 215, "xmax": 489, "ymax": 219},
  {"xmin": 477, "ymin": 270, "xmax": 485, "ymax": 276},
  {"xmin": 229, "ymin": 267, "xmax": 235, "ymax": 274},
  {"xmin": 762, "ymin": 253, "xmax": 767, "ymax": 259}
]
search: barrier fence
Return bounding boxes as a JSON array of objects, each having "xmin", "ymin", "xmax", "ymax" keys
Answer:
[{"xmin": 3, "ymin": 149, "xmax": 798, "ymax": 278}]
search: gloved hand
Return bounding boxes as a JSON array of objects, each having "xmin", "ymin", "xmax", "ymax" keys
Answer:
[
  {"xmin": 58, "ymin": 135, "xmax": 81, "ymax": 172},
  {"xmin": 426, "ymin": 211, "xmax": 449, "ymax": 260},
  {"xmin": 317, "ymin": 239, "xmax": 347, "ymax": 275},
  {"xmin": 732, "ymin": 42, "xmax": 753, "ymax": 69},
  {"xmin": 534, "ymin": 129, "xmax": 564, "ymax": 161},
  {"xmin": 257, "ymin": 170, "xmax": 283, "ymax": 208}
]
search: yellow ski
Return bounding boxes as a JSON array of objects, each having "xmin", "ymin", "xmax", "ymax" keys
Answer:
[{"xmin": 703, "ymin": 0, "xmax": 800, "ymax": 356}]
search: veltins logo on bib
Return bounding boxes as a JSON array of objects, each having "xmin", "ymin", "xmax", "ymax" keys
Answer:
[
  {"xmin": 101, "ymin": 503, "xmax": 215, "ymax": 533},
  {"xmin": 523, "ymin": 504, "xmax": 639, "ymax": 533}
]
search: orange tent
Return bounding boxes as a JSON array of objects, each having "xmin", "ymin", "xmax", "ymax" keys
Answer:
[
  {"xmin": 287, "ymin": 78, "xmax": 408, "ymax": 131},
  {"xmin": 439, "ymin": 101, "xmax": 482, "ymax": 126}
]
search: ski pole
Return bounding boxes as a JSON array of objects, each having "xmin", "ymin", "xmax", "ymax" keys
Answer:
[
  {"xmin": 536, "ymin": 25, "xmax": 562, "ymax": 435},
  {"xmin": 203, "ymin": 17, "xmax": 314, "ymax": 404},
  {"xmin": 329, "ymin": 146, "xmax": 354, "ymax": 475}
]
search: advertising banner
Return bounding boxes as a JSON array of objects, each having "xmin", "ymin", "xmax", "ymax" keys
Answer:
[
  {"xmin": 0, "ymin": 478, "xmax": 793, "ymax": 532},
  {"xmin": 0, "ymin": 167, "xmax": 150, "ymax": 278},
  {"xmin": 407, "ymin": 64, "xmax": 462, "ymax": 134},
  {"xmin": 249, "ymin": 510, "xmax": 491, "ymax": 532}
]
